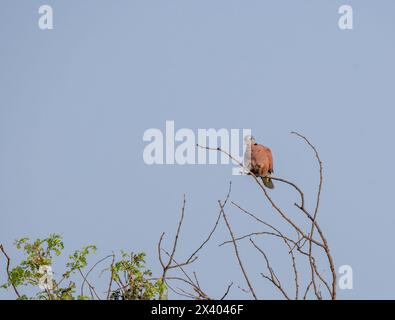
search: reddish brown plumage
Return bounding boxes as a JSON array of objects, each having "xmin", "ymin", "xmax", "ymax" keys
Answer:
[{"xmin": 250, "ymin": 143, "xmax": 274, "ymax": 177}]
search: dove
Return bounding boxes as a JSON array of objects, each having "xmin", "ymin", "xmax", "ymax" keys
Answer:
[{"xmin": 244, "ymin": 136, "xmax": 274, "ymax": 189}]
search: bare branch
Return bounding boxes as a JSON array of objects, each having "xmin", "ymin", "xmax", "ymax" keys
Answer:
[
  {"xmin": 291, "ymin": 131, "xmax": 336, "ymax": 300},
  {"xmin": 219, "ymin": 186, "xmax": 258, "ymax": 300},
  {"xmin": 80, "ymin": 254, "xmax": 114, "ymax": 299},
  {"xmin": 250, "ymin": 238, "xmax": 290, "ymax": 300},
  {"xmin": 220, "ymin": 282, "xmax": 233, "ymax": 300},
  {"xmin": 0, "ymin": 244, "xmax": 21, "ymax": 298},
  {"xmin": 197, "ymin": 131, "xmax": 336, "ymax": 300}
]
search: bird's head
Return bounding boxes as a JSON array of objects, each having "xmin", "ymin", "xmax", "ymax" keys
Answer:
[{"xmin": 244, "ymin": 135, "xmax": 256, "ymax": 146}]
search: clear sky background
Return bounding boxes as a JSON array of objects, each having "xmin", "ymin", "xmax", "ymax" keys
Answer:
[{"xmin": 1, "ymin": 0, "xmax": 395, "ymax": 299}]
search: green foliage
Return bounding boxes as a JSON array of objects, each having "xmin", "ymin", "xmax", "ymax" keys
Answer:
[
  {"xmin": 2, "ymin": 234, "xmax": 68, "ymax": 299},
  {"xmin": 64, "ymin": 245, "xmax": 97, "ymax": 278},
  {"xmin": 1, "ymin": 235, "xmax": 165, "ymax": 300},
  {"xmin": 110, "ymin": 252, "xmax": 164, "ymax": 300}
]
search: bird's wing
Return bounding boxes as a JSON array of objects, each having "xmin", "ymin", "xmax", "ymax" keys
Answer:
[
  {"xmin": 266, "ymin": 147, "xmax": 274, "ymax": 173},
  {"xmin": 251, "ymin": 144, "xmax": 273, "ymax": 176},
  {"xmin": 251, "ymin": 144, "xmax": 265, "ymax": 169}
]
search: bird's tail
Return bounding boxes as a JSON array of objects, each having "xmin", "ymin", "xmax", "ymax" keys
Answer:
[{"xmin": 262, "ymin": 176, "xmax": 274, "ymax": 189}]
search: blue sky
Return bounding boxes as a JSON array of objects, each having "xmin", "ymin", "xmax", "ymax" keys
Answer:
[{"xmin": 1, "ymin": 0, "xmax": 395, "ymax": 299}]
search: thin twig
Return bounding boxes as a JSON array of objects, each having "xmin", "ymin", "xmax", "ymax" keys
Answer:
[
  {"xmin": 220, "ymin": 282, "xmax": 233, "ymax": 300},
  {"xmin": 219, "ymin": 185, "xmax": 258, "ymax": 300},
  {"xmin": 250, "ymin": 239, "xmax": 290, "ymax": 300},
  {"xmin": 0, "ymin": 244, "xmax": 21, "ymax": 298}
]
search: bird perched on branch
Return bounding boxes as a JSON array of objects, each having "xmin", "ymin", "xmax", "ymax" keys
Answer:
[{"xmin": 244, "ymin": 136, "xmax": 275, "ymax": 189}]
